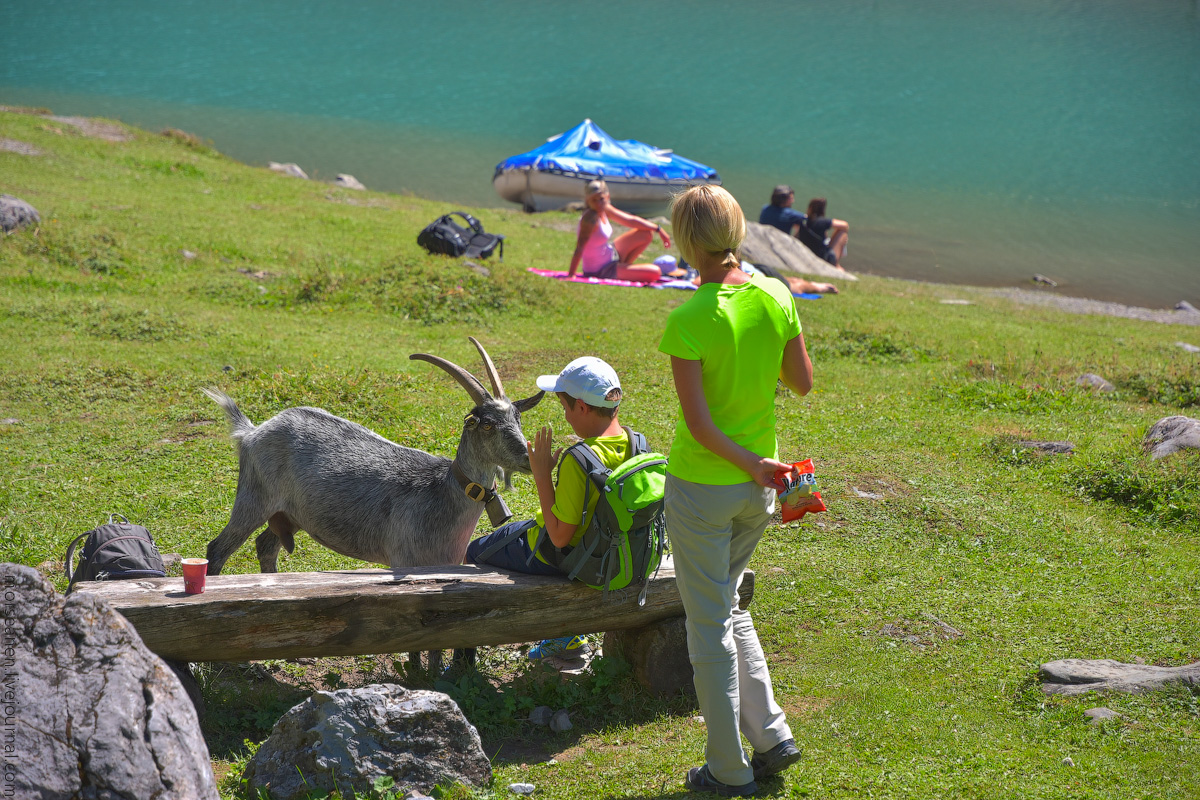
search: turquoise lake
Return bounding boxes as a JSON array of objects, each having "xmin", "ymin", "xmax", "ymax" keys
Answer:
[{"xmin": 2, "ymin": 0, "xmax": 1198, "ymax": 307}]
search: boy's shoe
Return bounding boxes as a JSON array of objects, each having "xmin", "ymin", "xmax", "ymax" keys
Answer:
[
  {"xmin": 528, "ymin": 635, "xmax": 591, "ymax": 661},
  {"xmin": 685, "ymin": 765, "xmax": 757, "ymax": 797},
  {"xmin": 749, "ymin": 739, "xmax": 802, "ymax": 780}
]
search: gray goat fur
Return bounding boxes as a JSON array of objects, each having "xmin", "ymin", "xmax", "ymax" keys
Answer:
[{"xmin": 203, "ymin": 337, "xmax": 543, "ymax": 575}]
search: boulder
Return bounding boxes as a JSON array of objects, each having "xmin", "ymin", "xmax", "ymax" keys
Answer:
[
  {"xmin": 1, "ymin": 562, "xmax": 217, "ymax": 800},
  {"xmin": 605, "ymin": 617, "xmax": 694, "ymax": 698},
  {"xmin": 0, "ymin": 194, "xmax": 40, "ymax": 232},
  {"xmin": 244, "ymin": 684, "xmax": 491, "ymax": 800},
  {"xmin": 268, "ymin": 161, "xmax": 309, "ymax": 179},
  {"xmin": 1075, "ymin": 373, "xmax": 1115, "ymax": 393},
  {"xmin": 1143, "ymin": 416, "xmax": 1200, "ymax": 460},
  {"xmin": 334, "ymin": 173, "xmax": 366, "ymax": 190},
  {"xmin": 1017, "ymin": 441, "xmax": 1075, "ymax": 455},
  {"xmin": 740, "ymin": 222, "xmax": 856, "ymax": 281},
  {"xmin": 1041, "ymin": 658, "xmax": 1200, "ymax": 695}
]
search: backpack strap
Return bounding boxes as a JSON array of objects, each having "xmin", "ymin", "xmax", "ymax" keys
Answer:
[
  {"xmin": 471, "ymin": 519, "xmax": 538, "ymax": 564},
  {"xmin": 622, "ymin": 426, "xmax": 648, "ymax": 457},
  {"xmin": 447, "ymin": 211, "xmax": 483, "ymax": 235},
  {"xmin": 63, "ymin": 530, "xmax": 94, "ymax": 594}
]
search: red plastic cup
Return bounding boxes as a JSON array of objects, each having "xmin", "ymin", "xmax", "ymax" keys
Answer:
[{"xmin": 181, "ymin": 558, "xmax": 208, "ymax": 594}]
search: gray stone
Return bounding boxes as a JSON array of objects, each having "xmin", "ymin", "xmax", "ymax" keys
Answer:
[
  {"xmin": 1017, "ymin": 440, "xmax": 1076, "ymax": 455},
  {"xmin": 1062, "ymin": 756, "xmax": 1075, "ymax": 767},
  {"xmin": 740, "ymin": 222, "xmax": 857, "ymax": 281},
  {"xmin": 1040, "ymin": 658, "xmax": 1200, "ymax": 695},
  {"xmin": 244, "ymin": 684, "xmax": 491, "ymax": 800},
  {"xmin": 528, "ymin": 705, "xmax": 553, "ymax": 726},
  {"xmin": 1, "ymin": 193, "xmax": 40, "ymax": 232},
  {"xmin": 1177, "ymin": 301, "xmax": 1199, "ymax": 314},
  {"xmin": 1032, "ymin": 274, "xmax": 1059, "ymax": 287},
  {"xmin": 605, "ymin": 617, "xmax": 695, "ymax": 697},
  {"xmin": 508, "ymin": 783, "xmax": 536, "ymax": 795},
  {"xmin": 549, "ymin": 709, "xmax": 572, "ymax": 733},
  {"xmin": 1083, "ymin": 707, "xmax": 1121, "ymax": 725},
  {"xmin": 852, "ymin": 487, "xmax": 885, "ymax": 500},
  {"xmin": 0, "ymin": 418, "xmax": 18, "ymax": 425},
  {"xmin": 1176, "ymin": 341, "xmax": 1200, "ymax": 354},
  {"xmin": 182, "ymin": 249, "xmax": 198, "ymax": 260},
  {"xmin": 334, "ymin": 173, "xmax": 366, "ymax": 190},
  {"xmin": 1143, "ymin": 416, "xmax": 1200, "ymax": 460},
  {"xmin": 0, "ymin": 137, "xmax": 41, "ymax": 156},
  {"xmin": 1075, "ymin": 373, "xmax": 1115, "ymax": 393},
  {"xmin": 2, "ymin": 562, "xmax": 217, "ymax": 800},
  {"xmin": 268, "ymin": 161, "xmax": 309, "ymax": 179}
]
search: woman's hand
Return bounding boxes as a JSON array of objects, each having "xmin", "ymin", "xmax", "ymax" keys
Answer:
[
  {"xmin": 747, "ymin": 457, "xmax": 795, "ymax": 491},
  {"xmin": 527, "ymin": 424, "xmax": 562, "ymax": 487}
]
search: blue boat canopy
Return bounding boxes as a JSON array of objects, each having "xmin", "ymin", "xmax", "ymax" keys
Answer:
[{"xmin": 495, "ymin": 119, "xmax": 720, "ymax": 183}]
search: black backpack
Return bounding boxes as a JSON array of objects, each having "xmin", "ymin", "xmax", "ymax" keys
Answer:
[
  {"xmin": 64, "ymin": 513, "xmax": 166, "ymax": 593},
  {"xmin": 417, "ymin": 211, "xmax": 505, "ymax": 261}
]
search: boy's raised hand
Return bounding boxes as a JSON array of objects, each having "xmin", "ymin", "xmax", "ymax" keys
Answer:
[{"xmin": 527, "ymin": 424, "xmax": 562, "ymax": 485}]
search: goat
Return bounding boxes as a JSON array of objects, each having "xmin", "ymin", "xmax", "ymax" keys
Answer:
[{"xmin": 202, "ymin": 337, "xmax": 543, "ymax": 576}]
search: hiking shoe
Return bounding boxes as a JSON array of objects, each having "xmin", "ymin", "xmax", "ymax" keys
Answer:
[
  {"xmin": 749, "ymin": 738, "xmax": 802, "ymax": 780},
  {"xmin": 685, "ymin": 765, "xmax": 757, "ymax": 797},
  {"xmin": 528, "ymin": 635, "xmax": 591, "ymax": 661}
]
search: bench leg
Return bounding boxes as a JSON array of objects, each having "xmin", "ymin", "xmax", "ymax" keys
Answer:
[{"xmin": 604, "ymin": 616, "xmax": 694, "ymax": 699}]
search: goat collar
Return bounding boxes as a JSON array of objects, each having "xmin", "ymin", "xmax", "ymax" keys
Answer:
[
  {"xmin": 450, "ymin": 460, "xmax": 513, "ymax": 526},
  {"xmin": 451, "ymin": 459, "xmax": 497, "ymax": 504}
]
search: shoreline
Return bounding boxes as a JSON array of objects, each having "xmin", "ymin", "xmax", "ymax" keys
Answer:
[{"xmin": 3, "ymin": 105, "xmax": 1199, "ymax": 330}]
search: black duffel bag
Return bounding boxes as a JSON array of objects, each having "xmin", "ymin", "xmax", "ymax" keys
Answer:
[{"xmin": 417, "ymin": 211, "xmax": 505, "ymax": 261}]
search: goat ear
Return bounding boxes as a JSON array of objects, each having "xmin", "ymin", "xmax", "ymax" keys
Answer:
[{"xmin": 514, "ymin": 391, "xmax": 545, "ymax": 413}]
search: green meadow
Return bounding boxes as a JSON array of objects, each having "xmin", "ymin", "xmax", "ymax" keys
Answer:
[{"xmin": 1, "ymin": 109, "xmax": 1197, "ymax": 800}]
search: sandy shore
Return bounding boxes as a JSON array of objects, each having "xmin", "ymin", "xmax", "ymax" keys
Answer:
[{"xmin": 985, "ymin": 287, "xmax": 1200, "ymax": 327}]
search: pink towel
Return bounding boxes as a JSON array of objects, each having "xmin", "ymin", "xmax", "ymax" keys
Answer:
[{"xmin": 527, "ymin": 268, "xmax": 696, "ymax": 291}]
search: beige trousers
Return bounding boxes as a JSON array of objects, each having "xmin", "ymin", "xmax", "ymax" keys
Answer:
[{"xmin": 665, "ymin": 474, "xmax": 793, "ymax": 786}]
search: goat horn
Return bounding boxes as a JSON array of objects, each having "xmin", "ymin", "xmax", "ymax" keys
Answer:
[
  {"xmin": 409, "ymin": 354, "xmax": 489, "ymax": 406},
  {"xmin": 468, "ymin": 337, "xmax": 506, "ymax": 398}
]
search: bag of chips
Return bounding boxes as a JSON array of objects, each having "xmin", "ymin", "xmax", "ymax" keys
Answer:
[{"xmin": 774, "ymin": 459, "xmax": 827, "ymax": 522}]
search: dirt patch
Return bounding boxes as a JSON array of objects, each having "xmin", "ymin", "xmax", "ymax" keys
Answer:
[
  {"xmin": 46, "ymin": 115, "xmax": 132, "ymax": 142},
  {"xmin": 781, "ymin": 697, "xmax": 835, "ymax": 718},
  {"xmin": 0, "ymin": 138, "xmax": 41, "ymax": 156},
  {"xmin": 877, "ymin": 615, "xmax": 965, "ymax": 648}
]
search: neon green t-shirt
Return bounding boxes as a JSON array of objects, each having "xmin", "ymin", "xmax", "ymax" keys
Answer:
[
  {"xmin": 658, "ymin": 273, "xmax": 802, "ymax": 485},
  {"xmin": 526, "ymin": 431, "xmax": 632, "ymax": 563}
]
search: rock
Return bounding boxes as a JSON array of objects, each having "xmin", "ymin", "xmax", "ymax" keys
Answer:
[
  {"xmin": 1142, "ymin": 416, "xmax": 1200, "ymax": 460},
  {"xmin": 404, "ymin": 790, "xmax": 433, "ymax": 800},
  {"xmin": 1176, "ymin": 301, "xmax": 1199, "ymax": 313},
  {"xmin": 181, "ymin": 249, "xmax": 198, "ymax": 260},
  {"xmin": 1032, "ymin": 274, "xmax": 1058, "ymax": 287},
  {"xmin": 1075, "ymin": 373, "xmax": 1115, "ymax": 392},
  {"xmin": 549, "ymin": 709, "xmax": 572, "ymax": 733},
  {"xmin": 508, "ymin": 783, "xmax": 536, "ymax": 795},
  {"xmin": 740, "ymin": 222, "xmax": 857, "ymax": 281},
  {"xmin": 462, "ymin": 259, "xmax": 491, "ymax": 277},
  {"xmin": 1062, "ymin": 756, "xmax": 1075, "ymax": 767},
  {"xmin": 2, "ymin": 562, "xmax": 217, "ymax": 799},
  {"xmin": 0, "ymin": 137, "xmax": 41, "ymax": 155},
  {"xmin": 1084, "ymin": 707, "xmax": 1121, "ymax": 725},
  {"xmin": 244, "ymin": 684, "xmax": 490, "ymax": 800},
  {"xmin": 940, "ymin": 299, "xmax": 973, "ymax": 305},
  {"xmin": 0, "ymin": 193, "xmax": 40, "ymax": 232},
  {"xmin": 1040, "ymin": 658, "xmax": 1200, "ymax": 695},
  {"xmin": 0, "ymin": 417, "xmax": 18, "ymax": 425},
  {"xmin": 605, "ymin": 617, "xmax": 695, "ymax": 697},
  {"xmin": 268, "ymin": 161, "xmax": 309, "ymax": 179},
  {"xmin": 528, "ymin": 705, "xmax": 554, "ymax": 726},
  {"xmin": 334, "ymin": 173, "xmax": 366, "ymax": 190},
  {"xmin": 1017, "ymin": 440, "xmax": 1075, "ymax": 455},
  {"xmin": 1176, "ymin": 341, "xmax": 1200, "ymax": 354}
]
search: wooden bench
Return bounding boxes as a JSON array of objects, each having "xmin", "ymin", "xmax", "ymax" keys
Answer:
[{"xmin": 83, "ymin": 557, "xmax": 754, "ymax": 693}]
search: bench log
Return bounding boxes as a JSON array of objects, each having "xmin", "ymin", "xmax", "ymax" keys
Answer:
[{"xmin": 79, "ymin": 559, "xmax": 754, "ymax": 664}]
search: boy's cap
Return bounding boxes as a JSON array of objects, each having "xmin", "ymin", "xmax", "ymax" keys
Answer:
[{"xmin": 537, "ymin": 356, "xmax": 622, "ymax": 408}]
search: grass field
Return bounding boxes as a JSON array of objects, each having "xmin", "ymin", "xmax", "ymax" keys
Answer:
[{"xmin": 2, "ymin": 108, "xmax": 1198, "ymax": 800}]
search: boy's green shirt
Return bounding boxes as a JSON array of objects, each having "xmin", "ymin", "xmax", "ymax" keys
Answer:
[
  {"xmin": 658, "ymin": 272, "xmax": 802, "ymax": 485},
  {"xmin": 526, "ymin": 431, "xmax": 633, "ymax": 563}
]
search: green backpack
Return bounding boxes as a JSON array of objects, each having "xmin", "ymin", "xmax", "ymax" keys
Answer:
[{"xmin": 536, "ymin": 427, "xmax": 668, "ymax": 604}]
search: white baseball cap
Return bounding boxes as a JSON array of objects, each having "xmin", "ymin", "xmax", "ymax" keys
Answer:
[{"xmin": 536, "ymin": 356, "xmax": 622, "ymax": 408}]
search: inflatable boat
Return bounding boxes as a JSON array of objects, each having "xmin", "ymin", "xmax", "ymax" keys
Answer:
[{"xmin": 493, "ymin": 119, "xmax": 721, "ymax": 216}]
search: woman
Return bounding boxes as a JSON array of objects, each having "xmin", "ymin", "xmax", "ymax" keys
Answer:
[
  {"xmin": 568, "ymin": 180, "xmax": 672, "ymax": 282},
  {"xmin": 659, "ymin": 185, "xmax": 813, "ymax": 796}
]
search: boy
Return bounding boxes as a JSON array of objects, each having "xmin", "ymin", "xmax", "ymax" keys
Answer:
[{"xmin": 464, "ymin": 355, "xmax": 639, "ymax": 660}]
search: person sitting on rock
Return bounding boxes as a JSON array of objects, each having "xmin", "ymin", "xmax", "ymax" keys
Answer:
[
  {"xmin": 758, "ymin": 185, "xmax": 807, "ymax": 237},
  {"xmin": 796, "ymin": 197, "xmax": 849, "ymax": 269}
]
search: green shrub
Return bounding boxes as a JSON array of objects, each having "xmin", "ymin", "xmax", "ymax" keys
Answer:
[
  {"xmin": 1067, "ymin": 450, "xmax": 1200, "ymax": 526},
  {"xmin": 810, "ymin": 328, "xmax": 935, "ymax": 363}
]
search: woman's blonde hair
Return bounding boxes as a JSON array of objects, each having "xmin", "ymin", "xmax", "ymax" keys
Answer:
[{"xmin": 670, "ymin": 185, "xmax": 745, "ymax": 270}]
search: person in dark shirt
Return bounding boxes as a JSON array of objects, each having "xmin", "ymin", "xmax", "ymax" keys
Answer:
[
  {"xmin": 758, "ymin": 185, "xmax": 807, "ymax": 236},
  {"xmin": 797, "ymin": 197, "xmax": 849, "ymax": 269}
]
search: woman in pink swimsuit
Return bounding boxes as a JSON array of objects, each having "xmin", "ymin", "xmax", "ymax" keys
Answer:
[{"xmin": 568, "ymin": 180, "xmax": 672, "ymax": 282}]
